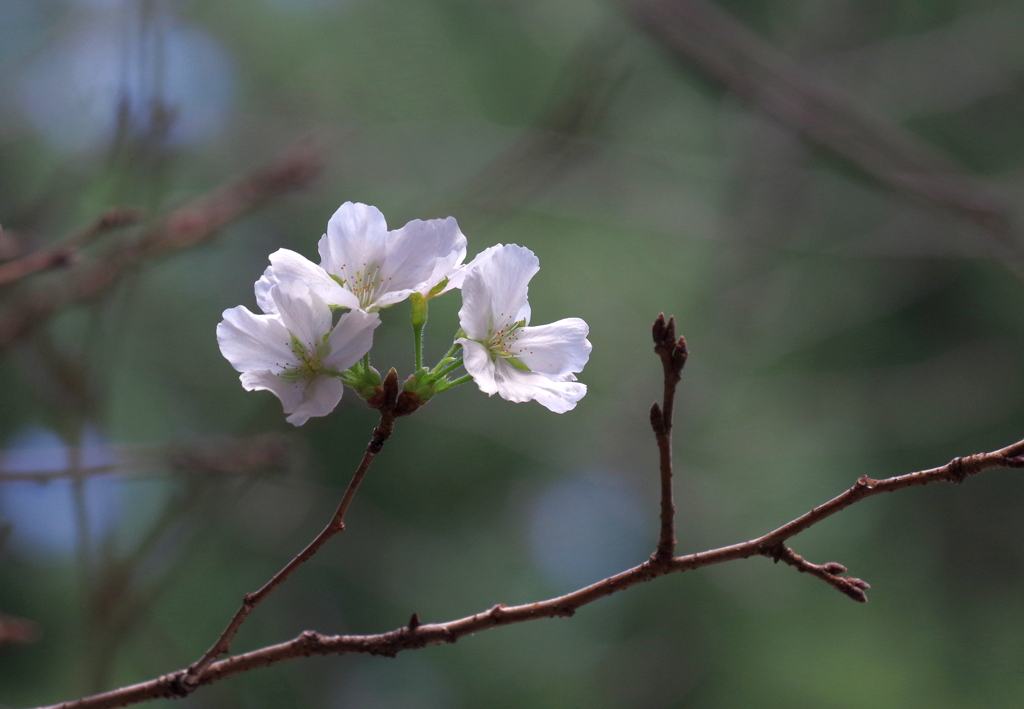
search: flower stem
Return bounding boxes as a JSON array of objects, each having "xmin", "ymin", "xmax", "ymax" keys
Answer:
[
  {"xmin": 435, "ymin": 357, "xmax": 464, "ymax": 379},
  {"xmin": 413, "ymin": 328, "xmax": 424, "ymax": 371},
  {"xmin": 442, "ymin": 373, "xmax": 473, "ymax": 389},
  {"xmin": 431, "ymin": 342, "xmax": 461, "ymax": 374}
]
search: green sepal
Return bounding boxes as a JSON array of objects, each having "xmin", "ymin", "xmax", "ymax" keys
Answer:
[
  {"xmin": 402, "ymin": 367, "xmax": 441, "ymax": 404},
  {"xmin": 342, "ymin": 362, "xmax": 383, "ymax": 401}
]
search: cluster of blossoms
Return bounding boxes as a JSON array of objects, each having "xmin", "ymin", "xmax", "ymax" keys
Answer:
[{"xmin": 217, "ymin": 202, "xmax": 591, "ymax": 425}]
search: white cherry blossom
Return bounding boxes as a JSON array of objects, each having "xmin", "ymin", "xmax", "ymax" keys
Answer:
[
  {"xmin": 217, "ymin": 280, "xmax": 380, "ymax": 426},
  {"xmin": 457, "ymin": 244, "xmax": 591, "ymax": 413},
  {"xmin": 255, "ymin": 202, "xmax": 467, "ymax": 314}
]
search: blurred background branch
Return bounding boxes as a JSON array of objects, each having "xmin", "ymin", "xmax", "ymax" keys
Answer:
[
  {"xmin": 624, "ymin": 0, "xmax": 1022, "ymax": 259},
  {"xmin": 449, "ymin": 30, "xmax": 631, "ymax": 224},
  {"xmin": 0, "ymin": 433, "xmax": 294, "ymax": 483},
  {"xmin": 0, "ymin": 209, "xmax": 142, "ymax": 288},
  {"xmin": 0, "ymin": 615, "xmax": 39, "ymax": 646},
  {"xmin": 0, "ymin": 144, "xmax": 322, "ymax": 351}
]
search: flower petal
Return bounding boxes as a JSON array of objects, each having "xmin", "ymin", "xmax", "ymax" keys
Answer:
[
  {"xmin": 442, "ymin": 263, "xmax": 469, "ymax": 292},
  {"xmin": 459, "ymin": 339, "xmax": 498, "ymax": 395},
  {"xmin": 217, "ymin": 306, "xmax": 293, "ymax": 373},
  {"xmin": 457, "ymin": 264, "xmax": 496, "ymax": 342},
  {"xmin": 491, "ymin": 359, "xmax": 587, "ymax": 413},
  {"xmin": 288, "ymin": 375, "xmax": 346, "ymax": 426},
  {"xmin": 240, "ymin": 369, "xmax": 304, "ymax": 409},
  {"xmin": 458, "ymin": 244, "xmax": 538, "ymax": 341},
  {"xmin": 271, "ymin": 281, "xmax": 332, "ymax": 352},
  {"xmin": 376, "ymin": 216, "xmax": 467, "ymax": 305},
  {"xmin": 323, "ymin": 310, "xmax": 381, "ymax": 371},
  {"xmin": 256, "ymin": 249, "xmax": 357, "ymax": 313},
  {"xmin": 459, "ymin": 339, "xmax": 587, "ymax": 413},
  {"xmin": 239, "ymin": 370, "xmax": 344, "ymax": 426},
  {"xmin": 514, "ymin": 318, "xmax": 591, "ymax": 377},
  {"xmin": 318, "ymin": 202, "xmax": 390, "ymax": 283}
]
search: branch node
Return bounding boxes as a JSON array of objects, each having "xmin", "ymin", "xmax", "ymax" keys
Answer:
[
  {"xmin": 759, "ymin": 543, "xmax": 785, "ymax": 563},
  {"xmin": 648, "ymin": 549, "xmax": 675, "ymax": 568},
  {"xmin": 650, "ymin": 402, "xmax": 665, "ymax": 435},
  {"xmin": 855, "ymin": 475, "xmax": 877, "ymax": 489},
  {"xmin": 408, "ymin": 612, "xmax": 421, "ymax": 630},
  {"xmin": 1002, "ymin": 456, "xmax": 1024, "ymax": 468},
  {"xmin": 165, "ymin": 672, "xmax": 195, "ymax": 698},
  {"xmin": 299, "ymin": 630, "xmax": 325, "ymax": 653},
  {"xmin": 947, "ymin": 455, "xmax": 983, "ymax": 484}
]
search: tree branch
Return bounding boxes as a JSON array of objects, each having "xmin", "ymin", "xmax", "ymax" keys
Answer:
[
  {"xmin": 176, "ymin": 369, "xmax": 403, "ymax": 692},
  {"xmin": 33, "ymin": 319, "xmax": 1024, "ymax": 709},
  {"xmin": 36, "ymin": 433, "xmax": 1024, "ymax": 709}
]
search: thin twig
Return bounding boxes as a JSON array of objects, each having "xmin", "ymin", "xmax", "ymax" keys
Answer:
[
  {"xmin": 649, "ymin": 313, "xmax": 688, "ymax": 561},
  {"xmin": 175, "ymin": 370, "xmax": 403, "ymax": 693},
  {"xmin": 0, "ymin": 209, "xmax": 142, "ymax": 287},
  {"xmin": 85, "ymin": 435, "xmax": 291, "ymax": 691},
  {"xmin": 0, "ymin": 144, "xmax": 322, "ymax": 351},
  {"xmin": 14, "ymin": 309, "xmax": 1009, "ymax": 708},
  {"xmin": 769, "ymin": 546, "xmax": 870, "ymax": 603},
  {"xmin": 0, "ymin": 465, "xmax": 120, "ymax": 484},
  {"xmin": 33, "ymin": 417, "xmax": 1024, "ymax": 706}
]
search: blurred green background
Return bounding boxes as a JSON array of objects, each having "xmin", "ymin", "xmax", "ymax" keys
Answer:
[{"xmin": 3, "ymin": 0, "xmax": 1024, "ymax": 707}]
